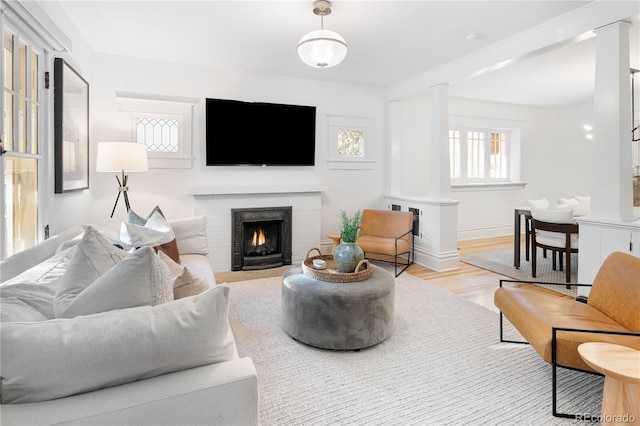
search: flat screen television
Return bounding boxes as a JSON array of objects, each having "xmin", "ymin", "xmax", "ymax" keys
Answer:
[{"xmin": 206, "ymin": 98, "xmax": 316, "ymax": 166}]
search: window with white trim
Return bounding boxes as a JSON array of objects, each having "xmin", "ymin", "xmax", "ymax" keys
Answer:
[
  {"xmin": 117, "ymin": 96, "xmax": 194, "ymax": 169},
  {"xmin": 449, "ymin": 126, "xmax": 513, "ymax": 184},
  {"xmin": 327, "ymin": 115, "xmax": 376, "ymax": 170}
]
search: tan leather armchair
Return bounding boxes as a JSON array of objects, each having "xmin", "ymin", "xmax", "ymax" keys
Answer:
[{"xmin": 356, "ymin": 209, "xmax": 414, "ymax": 277}]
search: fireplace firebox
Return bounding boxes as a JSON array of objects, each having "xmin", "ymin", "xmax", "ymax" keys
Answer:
[{"xmin": 231, "ymin": 206, "xmax": 292, "ymax": 271}]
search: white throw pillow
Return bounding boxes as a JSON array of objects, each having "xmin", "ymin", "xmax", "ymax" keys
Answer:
[
  {"xmin": 54, "ymin": 227, "xmax": 173, "ymax": 318},
  {"xmin": 530, "ymin": 207, "xmax": 575, "ymax": 224},
  {"xmin": 120, "ymin": 209, "xmax": 176, "ymax": 247},
  {"xmin": 574, "ymin": 195, "xmax": 591, "ymax": 203},
  {"xmin": 557, "ymin": 197, "xmax": 578, "ymax": 205},
  {"xmin": 559, "ymin": 202, "xmax": 589, "ymax": 217},
  {"xmin": 56, "ymin": 246, "xmax": 173, "ymax": 319},
  {"xmin": 54, "ymin": 227, "xmax": 128, "ymax": 317},
  {"xmin": 526, "ymin": 198, "xmax": 549, "ymax": 208},
  {"xmin": 170, "ymin": 215, "xmax": 209, "ymax": 255},
  {"xmin": 158, "ymin": 251, "xmax": 209, "ymax": 299},
  {"xmin": 0, "ymin": 285, "xmax": 236, "ymax": 404}
]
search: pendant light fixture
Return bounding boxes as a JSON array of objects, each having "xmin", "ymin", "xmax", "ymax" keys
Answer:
[{"xmin": 297, "ymin": 0, "xmax": 347, "ymax": 69}]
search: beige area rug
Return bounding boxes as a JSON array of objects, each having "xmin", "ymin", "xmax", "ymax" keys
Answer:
[
  {"xmin": 227, "ymin": 272, "xmax": 603, "ymax": 425},
  {"xmin": 460, "ymin": 248, "xmax": 578, "ymax": 297}
]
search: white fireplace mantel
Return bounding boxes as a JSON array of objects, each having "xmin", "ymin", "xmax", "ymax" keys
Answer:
[
  {"xmin": 190, "ymin": 184, "xmax": 326, "ymax": 272},
  {"xmin": 188, "ymin": 184, "xmax": 328, "ymax": 196}
]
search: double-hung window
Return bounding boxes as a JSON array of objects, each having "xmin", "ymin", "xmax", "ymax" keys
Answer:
[
  {"xmin": 449, "ymin": 126, "xmax": 513, "ymax": 184},
  {"xmin": 1, "ymin": 22, "xmax": 45, "ymax": 259}
]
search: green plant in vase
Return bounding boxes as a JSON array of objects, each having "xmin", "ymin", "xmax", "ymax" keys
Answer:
[
  {"xmin": 334, "ymin": 210, "xmax": 365, "ymax": 273},
  {"xmin": 339, "ymin": 209, "xmax": 362, "ymax": 242}
]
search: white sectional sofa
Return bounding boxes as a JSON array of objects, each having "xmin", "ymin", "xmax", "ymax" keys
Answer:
[{"xmin": 0, "ymin": 217, "xmax": 259, "ymax": 426}]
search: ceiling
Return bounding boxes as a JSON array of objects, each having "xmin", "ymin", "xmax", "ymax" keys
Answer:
[{"xmin": 56, "ymin": 0, "xmax": 640, "ymax": 108}]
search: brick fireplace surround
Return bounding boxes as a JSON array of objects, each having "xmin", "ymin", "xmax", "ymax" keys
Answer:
[{"xmin": 189, "ymin": 185, "xmax": 325, "ymax": 273}]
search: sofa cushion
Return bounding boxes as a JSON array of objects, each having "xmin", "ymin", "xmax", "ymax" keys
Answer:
[
  {"xmin": 0, "ymin": 285, "xmax": 235, "ymax": 404},
  {"xmin": 170, "ymin": 215, "xmax": 209, "ymax": 255},
  {"xmin": 0, "ymin": 299, "xmax": 48, "ymax": 322},
  {"xmin": 1, "ymin": 247, "xmax": 77, "ymax": 320},
  {"xmin": 158, "ymin": 250, "xmax": 209, "ymax": 299},
  {"xmin": 54, "ymin": 228, "xmax": 173, "ymax": 318}
]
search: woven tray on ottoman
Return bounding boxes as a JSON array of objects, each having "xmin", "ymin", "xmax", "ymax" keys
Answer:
[{"xmin": 301, "ymin": 248, "xmax": 371, "ymax": 283}]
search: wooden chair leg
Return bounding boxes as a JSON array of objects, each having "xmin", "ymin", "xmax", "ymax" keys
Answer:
[
  {"xmin": 525, "ymin": 218, "xmax": 531, "ymax": 261},
  {"xmin": 532, "ymin": 247, "xmax": 537, "ymax": 278},
  {"xmin": 565, "ymin": 249, "xmax": 571, "ymax": 284}
]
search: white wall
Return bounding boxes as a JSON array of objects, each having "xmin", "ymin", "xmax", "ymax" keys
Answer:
[
  {"xmin": 393, "ymin": 96, "xmax": 595, "ymax": 240},
  {"xmin": 39, "ymin": 1, "xmax": 598, "ymax": 258},
  {"xmin": 88, "ymin": 53, "xmax": 387, "ymax": 246},
  {"xmin": 40, "ymin": 1, "xmax": 95, "ymax": 235}
]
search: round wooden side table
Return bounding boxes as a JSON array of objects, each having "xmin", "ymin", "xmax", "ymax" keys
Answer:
[{"xmin": 578, "ymin": 342, "xmax": 640, "ymax": 425}]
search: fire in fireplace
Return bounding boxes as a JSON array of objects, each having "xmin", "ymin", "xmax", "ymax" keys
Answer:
[{"xmin": 231, "ymin": 206, "xmax": 292, "ymax": 271}]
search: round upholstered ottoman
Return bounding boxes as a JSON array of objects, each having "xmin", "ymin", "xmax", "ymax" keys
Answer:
[{"xmin": 282, "ymin": 263, "xmax": 395, "ymax": 350}]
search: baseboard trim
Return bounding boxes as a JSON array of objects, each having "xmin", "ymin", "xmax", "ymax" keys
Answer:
[
  {"xmin": 414, "ymin": 247, "xmax": 460, "ymax": 272},
  {"xmin": 457, "ymin": 224, "xmax": 512, "ymax": 241}
]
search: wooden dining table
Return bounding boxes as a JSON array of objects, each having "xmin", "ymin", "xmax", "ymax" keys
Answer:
[{"xmin": 513, "ymin": 207, "xmax": 532, "ymax": 268}]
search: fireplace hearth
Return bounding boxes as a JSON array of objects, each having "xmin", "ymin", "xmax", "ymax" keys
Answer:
[{"xmin": 231, "ymin": 206, "xmax": 292, "ymax": 271}]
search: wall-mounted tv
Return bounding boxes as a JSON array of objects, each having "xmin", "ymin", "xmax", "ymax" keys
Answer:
[{"xmin": 205, "ymin": 98, "xmax": 316, "ymax": 166}]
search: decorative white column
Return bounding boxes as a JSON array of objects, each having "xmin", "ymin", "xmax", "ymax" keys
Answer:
[
  {"xmin": 577, "ymin": 20, "xmax": 640, "ymax": 291},
  {"xmin": 423, "ymin": 84, "xmax": 459, "ymax": 271},
  {"xmin": 387, "ymin": 100, "xmax": 402, "ymax": 195},
  {"xmin": 590, "ymin": 21, "xmax": 634, "ymax": 222},
  {"xmin": 428, "ymin": 84, "xmax": 452, "ymax": 199}
]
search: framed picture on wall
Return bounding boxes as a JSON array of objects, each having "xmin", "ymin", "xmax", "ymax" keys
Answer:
[{"xmin": 54, "ymin": 57, "xmax": 89, "ymax": 193}]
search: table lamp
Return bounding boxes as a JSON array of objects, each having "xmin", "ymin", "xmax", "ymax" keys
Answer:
[{"xmin": 96, "ymin": 142, "xmax": 149, "ymax": 218}]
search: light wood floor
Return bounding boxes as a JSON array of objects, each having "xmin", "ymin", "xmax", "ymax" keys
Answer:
[{"xmin": 406, "ymin": 236, "xmax": 513, "ymax": 313}]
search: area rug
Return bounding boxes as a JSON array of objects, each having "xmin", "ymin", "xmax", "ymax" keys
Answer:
[
  {"xmin": 227, "ymin": 273, "xmax": 602, "ymax": 425},
  {"xmin": 460, "ymin": 248, "xmax": 578, "ymax": 297}
]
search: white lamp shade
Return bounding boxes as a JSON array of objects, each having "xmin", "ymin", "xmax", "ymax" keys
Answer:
[
  {"xmin": 297, "ymin": 29, "xmax": 347, "ymax": 68},
  {"xmin": 96, "ymin": 142, "xmax": 149, "ymax": 172}
]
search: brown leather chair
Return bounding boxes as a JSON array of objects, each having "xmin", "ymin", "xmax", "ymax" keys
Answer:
[{"xmin": 356, "ymin": 209, "xmax": 414, "ymax": 277}]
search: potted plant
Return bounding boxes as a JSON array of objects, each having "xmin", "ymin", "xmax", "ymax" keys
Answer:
[{"xmin": 334, "ymin": 210, "xmax": 365, "ymax": 273}]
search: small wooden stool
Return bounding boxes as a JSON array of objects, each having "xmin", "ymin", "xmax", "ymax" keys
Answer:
[{"xmin": 327, "ymin": 233, "xmax": 341, "ymax": 253}]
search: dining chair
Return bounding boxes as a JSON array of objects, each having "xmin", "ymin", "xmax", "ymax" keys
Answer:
[
  {"xmin": 530, "ymin": 208, "xmax": 579, "ymax": 284},
  {"xmin": 525, "ymin": 199, "xmax": 550, "ymax": 261}
]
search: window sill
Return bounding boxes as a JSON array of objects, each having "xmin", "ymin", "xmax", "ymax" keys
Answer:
[
  {"xmin": 327, "ymin": 159, "xmax": 375, "ymax": 170},
  {"xmin": 451, "ymin": 182, "xmax": 526, "ymax": 191}
]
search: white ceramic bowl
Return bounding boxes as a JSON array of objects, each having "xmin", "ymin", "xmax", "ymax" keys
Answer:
[{"xmin": 312, "ymin": 259, "xmax": 326, "ymax": 269}]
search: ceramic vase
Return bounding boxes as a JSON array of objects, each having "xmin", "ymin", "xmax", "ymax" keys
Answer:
[{"xmin": 333, "ymin": 241, "xmax": 364, "ymax": 273}]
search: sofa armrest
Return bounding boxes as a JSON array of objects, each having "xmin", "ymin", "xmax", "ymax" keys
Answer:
[
  {"xmin": 1, "ymin": 358, "xmax": 258, "ymax": 426},
  {"xmin": 551, "ymin": 327, "xmax": 640, "ymax": 367}
]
